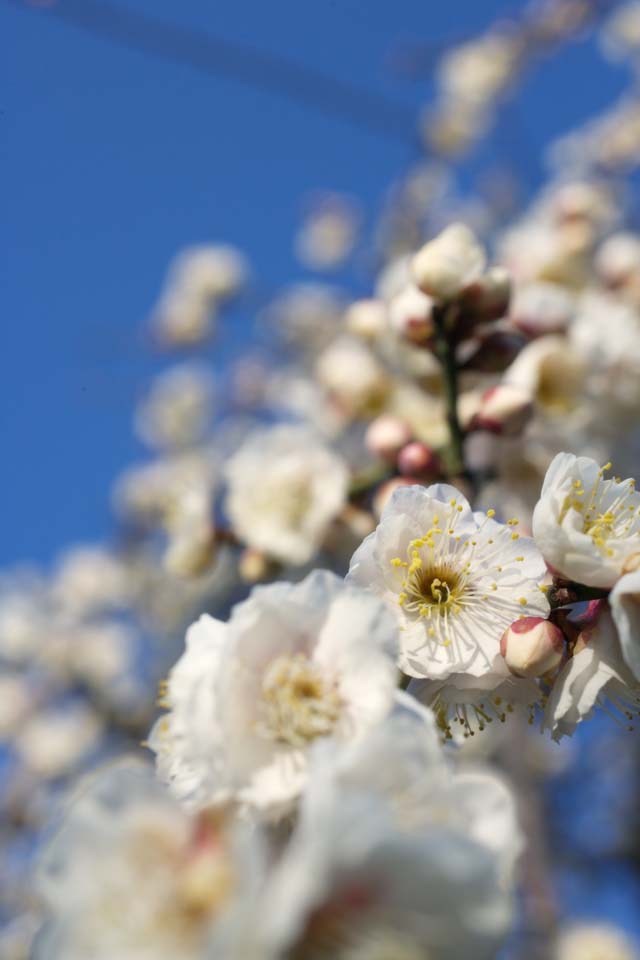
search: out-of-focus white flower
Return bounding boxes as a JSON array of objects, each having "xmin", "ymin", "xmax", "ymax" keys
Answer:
[
  {"xmin": 0, "ymin": 581, "xmax": 46, "ymax": 663},
  {"xmin": 295, "ymin": 193, "xmax": 360, "ymax": 270},
  {"xmin": 135, "ymin": 365, "xmax": 215, "ymax": 452},
  {"xmin": 35, "ymin": 762, "xmax": 262, "ymax": 960},
  {"xmin": 51, "ymin": 546, "xmax": 130, "ymax": 619},
  {"xmin": 242, "ymin": 719, "xmax": 514, "ymax": 960},
  {"xmin": 316, "ymin": 337, "xmax": 390, "ymax": 416},
  {"xmin": 543, "ymin": 608, "xmax": 638, "ymax": 740},
  {"xmin": 505, "ymin": 335, "xmax": 586, "ymax": 414},
  {"xmin": 411, "ymin": 223, "xmax": 487, "ymax": 301},
  {"xmin": 437, "ymin": 33, "xmax": 520, "ymax": 107},
  {"xmin": 114, "ymin": 453, "xmax": 216, "ymax": 529},
  {"xmin": 595, "ymin": 232, "xmax": 640, "ymax": 286},
  {"xmin": 0, "ymin": 674, "xmax": 34, "ymax": 739},
  {"xmin": 344, "ymin": 298, "xmax": 388, "ymax": 341},
  {"xmin": 150, "ymin": 570, "xmax": 400, "ymax": 818},
  {"xmin": 151, "ymin": 245, "xmax": 247, "ymax": 347},
  {"xmin": 570, "ymin": 291, "xmax": 640, "ymax": 409},
  {"xmin": 264, "ymin": 284, "xmax": 344, "ymax": 349},
  {"xmin": 555, "ymin": 921, "xmax": 639, "ymax": 960},
  {"xmin": 473, "ymin": 384, "xmax": 534, "ymax": 437},
  {"xmin": 611, "ymin": 568, "xmax": 640, "ymax": 679},
  {"xmin": 601, "ymin": 1, "xmax": 640, "ymax": 62},
  {"xmin": 16, "ymin": 704, "xmax": 103, "ymax": 779},
  {"xmin": 305, "ymin": 706, "xmax": 523, "ymax": 884},
  {"xmin": 224, "ymin": 425, "xmax": 348, "ymax": 566},
  {"xmin": 388, "ymin": 284, "xmax": 435, "ymax": 344},
  {"xmin": 509, "ymin": 281, "xmax": 575, "ymax": 337},
  {"xmin": 532, "ymin": 453, "xmax": 640, "ymax": 588},
  {"xmin": 365, "ymin": 415, "xmax": 412, "ymax": 463},
  {"xmin": 72, "ymin": 622, "xmax": 137, "ymax": 691},
  {"xmin": 348, "ymin": 483, "xmax": 548, "ymax": 679}
]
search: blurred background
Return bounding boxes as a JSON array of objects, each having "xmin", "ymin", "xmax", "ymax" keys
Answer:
[{"xmin": 2, "ymin": 1, "xmax": 640, "ymax": 958}]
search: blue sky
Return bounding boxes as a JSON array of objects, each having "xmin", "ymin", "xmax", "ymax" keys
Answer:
[{"xmin": 0, "ymin": 0, "xmax": 628, "ymax": 567}]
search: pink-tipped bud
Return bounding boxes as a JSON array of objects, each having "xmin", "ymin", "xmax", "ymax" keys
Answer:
[
  {"xmin": 500, "ymin": 617, "xmax": 565, "ymax": 678},
  {"xmin": 397, "ymin": 442, "xmax": 440, "ymax": 479},
  {"xmin": 373, "ymin": 477, "xmax": 417, "ymax": 518},
  {"xmin": 365, "ymin": 415, "xmax": 413, "ymax": 462},
  {"xmin": 388, "ymin": 285, "xmax": 435, "ymax": 344},
  {"xmin": 472, "ymin": 384, "xmax": 533, "ymax": 437}
]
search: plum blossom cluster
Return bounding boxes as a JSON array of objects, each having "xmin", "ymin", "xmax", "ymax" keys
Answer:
[{"xmin": 6, "ymin": 5, "xmax": 640, "ymax": 958}]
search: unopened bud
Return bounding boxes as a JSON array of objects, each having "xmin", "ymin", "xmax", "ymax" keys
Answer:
[
  {"xmin": 500, "ymin": 617, "xmax": 565, "ymax": 678},
  {"xmin": 411, "ymin": 223, "xmax": 486, "ymax": 301},
  {"xmin": 373, "ymin": 477, "xmax": 417, "ymax": 518},
  {"xmin": 472, "ymin": 384, "xmax": 534, "ymax": 436},
  {"xmin": 365, "ymin": 415, "xmax": 413, "ymax": 462},
  {"xmin": 397, "ymin": 442, "xmax": 440, "ymax": 479},
  {"xmin": 345, "ymin": 298, "xmax": 388, "ymax": 341},
  {"xmin": 388, "ymin": 285, "xmax": 435, "ymax": 344},
  {"xmin": 458, "ymin": 329, "xmax": 527, "ymax": 373},
  {"xmin": 460, "ymin": 266, "xmax": 511, "ymax": 322}
]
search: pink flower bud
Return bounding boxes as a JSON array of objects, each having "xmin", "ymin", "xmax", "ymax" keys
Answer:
[
  {"xmin": 471, "ymin": 384, "xmax": 533, "ymax": 436},
  {"xmin": 458, "ymin": 329, "xmax": 527, "ymax": 373},
  {"xmin": 397, "ymin": 442, "xmax": 440, "ymax": 479},
  {"xmin": 500, "ymin": 617, "xmax": 565, "ymax": 678},
  {"xmin": 365, "ymin": 415, "xmax": 413, "ymax": 462},
  {"xmin": 388, "ymin": 285, "xmax": 435, "ymax": 344}
]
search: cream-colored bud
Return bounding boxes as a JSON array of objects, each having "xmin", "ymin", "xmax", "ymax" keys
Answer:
[
  {"xmin": 164, "ymin": 528, "xmax": 217, "ymax": 579},
  {"xmin": 345, "ymin": 298, "xmax": 388, "ymax": 340},
  {"xmin": 500, "ymin": 617, "xmax": 565, "ymax": 678},
  {"xmin": 388, "ymin": 285, "xmax": 435, "ymax": 343},
  {"xmin": 473, "ymin": 384, "xmax": 534, "ymax": 436},
  {"xmin": 411, "ymin": 223, "xmax": 486, "ymax": 301},
  {"xmin": 365, "ymin": 415, "xmax": 413, "ymax": 462}
]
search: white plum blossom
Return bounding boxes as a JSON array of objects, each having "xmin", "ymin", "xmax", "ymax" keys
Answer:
[
  {"xmin": 35, "ymin": 762, "xmax": 262, "ymax": 960},
  {"xmin": 223, "ymin": 425, "xmax": 348, "ymax": 566},
  {"xmin": 411, "ymin": 223, "xmax": 487, "ymax": 302},
  {"xmin": 543, "ymin": 608, "xmax": 639, "ymax": 741},
  {"xmin": 348, "ymin": 483, "xmax": 548, "ymax": 679},
  {"xmin": 150, "ymin": 570, "xmax": 400, "ymax": 818},
  {"xmin": 554, "ymin": 922, "xmax": 640, "ymax": 960},
  {"xmin": 239, "ymin": 722, "xmax": 515, "ymax": 960},
  {"xmin": 532, "ymin": 453, "xmax": 640, "ymax": 588},
  {"xmin": 134, "ymin": 365, "xmax": 215, "ymax": 452},
  {"xmin": 611, "ymin": 569, "xmax": 640, "ymax": 680}
]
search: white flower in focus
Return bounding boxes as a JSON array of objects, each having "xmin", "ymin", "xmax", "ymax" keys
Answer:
[
  {"xmin": 411, "ymin": 223, "xmax": 487, "ymax": 301},
  {"xmin": 150, "ymin": 570, "xmax": 400, "ymax": 817},
  {"xmin": 532, "ymin": 453, "xmax": 640, "ymax": 588},
  {"xmin": 35, "ymin": 762, "xmax": 261, "ymax": 960},
  {"xmin": 135, "ymin": 366, "xmax": 215, "ymax": 452},
  {"xmin": 348, "ymin": 483, "xmax": 548, "ymax": 679},
  {"xmin": 224, "ymin": 425, "xmax": 348, "ymax": 565},
  {"xmin": 611, "ymin": 569, "xmax": 640, "ymax": 679},
  {"xmin": 543, "ymin": 608, "xmax": 639, "ymax": 740},
  {"xmin": 555, "ymin": 922, "xmax": 639, "ymax": 960}
]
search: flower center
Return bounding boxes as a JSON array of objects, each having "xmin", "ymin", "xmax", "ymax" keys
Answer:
[
  {"xmin": 259, "ymin": 653, "xmax": 342, "ymax": 748},
  {"xmin": 560, "ymin": 463, "xmax": 640, "ymax": 554}
]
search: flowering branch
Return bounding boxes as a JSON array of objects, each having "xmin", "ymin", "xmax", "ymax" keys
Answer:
[{"xmin": 433, "ymin": 303, "xmax": 466, "ymax": 481}]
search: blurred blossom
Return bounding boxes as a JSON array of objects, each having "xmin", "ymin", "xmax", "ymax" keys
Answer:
[
  {"xmin": 295, "ymin": 192, "xmax": 361, "ymax": 271},
  {"xmin": 150, "ymin": 244, "xmax": 248, "ymax": 348},
  {"xmin": 134, "ymin": 365, "xmax": 215, "ymax": 452},
  {"xmin": 223, "ymin": 424, "xmax": 348, "ymax": 565},
  {"xmin": 554, "ymin": 922, "xmax": 639, "ymax": 960}
]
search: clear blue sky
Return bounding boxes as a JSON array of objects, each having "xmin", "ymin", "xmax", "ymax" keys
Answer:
[{"xmin": 0, "ymin": 0, "xmax": 627, "ymax": 567}]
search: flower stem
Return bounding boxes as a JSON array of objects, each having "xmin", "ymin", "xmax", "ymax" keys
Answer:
[{"xmin": 433, "ymin": 304, "xmax": 466, "ymax": 481}]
